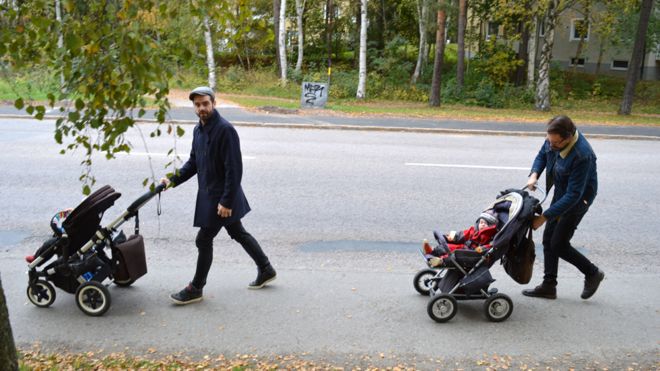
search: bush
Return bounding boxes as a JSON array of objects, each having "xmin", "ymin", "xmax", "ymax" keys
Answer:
[
  {"xmin": 0, "ymin": 66, "xmax": 59, "ymax": 101},
  {"xmin": 471, "ymin": 39, "xmax": 523, "ymax": 88}
]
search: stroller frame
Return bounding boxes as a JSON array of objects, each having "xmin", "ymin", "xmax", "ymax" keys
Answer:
[
  {"xmin": 413, "ymin": 187, "xmax": 545, "ymax": 323},
  {"xmin": 26, "ymin": 184, "xmax": 164, "ymax": 316}
]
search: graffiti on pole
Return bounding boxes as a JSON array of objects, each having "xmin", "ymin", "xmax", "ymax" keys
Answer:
[{"xmin": 300, "ymin": 82, "xmax": 328, "ymax": 108}]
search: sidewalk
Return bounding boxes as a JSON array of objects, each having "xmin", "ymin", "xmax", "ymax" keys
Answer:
[{"xmin": 1, "ymin": 104, "xmax": 658, "ymax": 140}]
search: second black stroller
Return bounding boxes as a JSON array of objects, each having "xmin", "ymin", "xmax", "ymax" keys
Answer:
[
  {"xmin": 413, "ymin": 187, "xmax": 545, "ymax": 323},
  {"xmin": 25, "ymin": 183, "xmax": 164, "ymax": 316}
]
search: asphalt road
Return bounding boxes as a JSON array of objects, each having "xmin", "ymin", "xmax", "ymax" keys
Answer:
[{"xmin": 1, "ymin": 118, "xmax": 658, "ymax": 368}]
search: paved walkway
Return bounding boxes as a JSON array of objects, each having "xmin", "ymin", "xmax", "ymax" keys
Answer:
[{"xmin": 1, "ymin": 104, "xmax": 658, "ymax": 140}]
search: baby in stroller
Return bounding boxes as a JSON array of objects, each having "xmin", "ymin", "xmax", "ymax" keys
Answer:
[{"xmin": 422, "ymin": 210, "xmax": 499, "ymax": 267}]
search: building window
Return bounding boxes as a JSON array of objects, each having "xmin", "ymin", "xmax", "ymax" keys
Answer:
[
  {"xmin": 538, "ymin": 21, "xmax": 545, "ymax": 37},
  {"xmin": 611, "ymin": 60, "xmax": 629, "ymax": 70},
  {"xmin": 486, "ymin": 22, "xmax": 499, "ymax": 39},
  {"xmin": 569, "ymin": 58, "xmax": 585, "ymax": 67},
  {"xmin": 570, "ymin": 19, "xmax": 590, "ymax": 41}
]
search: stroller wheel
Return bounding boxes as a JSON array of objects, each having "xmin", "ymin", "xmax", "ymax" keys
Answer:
[
  {"xmin": 27, "ymin": 280, "xmax": 56, "ymax": 308},
  {"xmin": 76, "ymin": 281, "xmax": 111, "ymax": 316},
  {"xmin": 427, "ymin": 294, "xmax": 458, "ymax": 323},
  {"xmin": 113, "ymin": 278, "xmax": 135, "ymax": 287},
  {"xmin": 413, "ymin": 269, "xmax": 437, "ymax": 296},
  {"xmin": 484, "ymin": 293, "xmax": 513, "ymax": 322}
]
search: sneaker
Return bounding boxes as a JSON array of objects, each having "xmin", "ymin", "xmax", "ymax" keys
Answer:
[
  {"xmin": 170, "ymin": 283, "xmax": 203, "ymax": 305},
  {"xmin": 522, "ymin": 283, "xmax": 557, "ymax": 299},
  {"xmin": 422, "ymin": 239, "xmax": 434, "ymax": 255},
  {"xmin": 581, "ymin": 269, "xmax": 605, "ymax": 300},
  {"xmin": 248, "ymin": 265, "xmax": 277, "ymax": 289}
]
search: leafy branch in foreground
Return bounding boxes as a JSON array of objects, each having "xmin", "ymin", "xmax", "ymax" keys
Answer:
[{"xmin": 1, "ymin": 0, "xmax": 192, "ymax": 194}]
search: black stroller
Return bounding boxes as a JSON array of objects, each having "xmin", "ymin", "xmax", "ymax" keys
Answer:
[
  {"xmin": 25, "ymin": 184, "xmax": 164, "ymax": 316},
  {"xmin": 413, "ymin": 187, "xmax": 545, "ymax": 323}
]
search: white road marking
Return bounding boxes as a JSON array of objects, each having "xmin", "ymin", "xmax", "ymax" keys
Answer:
[{"xmin": 405, "ymin": 162, "xmax": 528, "ymax": 171}]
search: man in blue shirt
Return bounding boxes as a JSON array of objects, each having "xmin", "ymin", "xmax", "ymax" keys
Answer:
[
  {"xmin": 161, "ymin": 87, "xmax": 276, "ymax": 305},
  {"xmin": 523, "ymin": 115, "xmax": 604, "ymax": 300}
]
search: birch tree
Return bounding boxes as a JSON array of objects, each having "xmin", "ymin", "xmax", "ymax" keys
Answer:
[
  {"xmin": 203, "ymin": 16, "xmax": 216, "ymax": 89},
  {"xmin": 535, "ymin": 0, "xmax": 576, "ymax": 111},
  {"xmin": 619, "ymin": 0, "xmax": 655, "ymax": 115},
  {"xmin": 356, "ymin": 0, "xmax": 368, "ymax": 98},
  {"xmin": 279, "ymin": 0, "xmax": 288, "ymax": 84},
  {"xmin": 527, "ymin": 15, "xmax": 538, "ymax": 89},
  {"xmin": 411, "ymin": 0, "xmax": 429, "ymax": 85},
  {"xmin": 456, "ymin": 0, "xmax": 467, "ymax": 91},
  {"xmin": 55, "ymin": 0, "xmax": 64, "ymax": 89},
  {"xmin": 430, "ymin": 0, "xmax": 447, "ymax": 107},
  {"xmin": 295, "ymin": 0, "xmax": 306, "ymax": 73}
]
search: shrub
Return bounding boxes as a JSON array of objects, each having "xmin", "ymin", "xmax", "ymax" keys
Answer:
[{"xmin": 471, "ymin": 39, "xmax": 523, "ymax": 88}]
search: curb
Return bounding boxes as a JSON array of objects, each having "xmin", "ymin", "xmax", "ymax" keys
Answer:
[{"xmin": 2, "ymin": 114, "xmax": 659, "ymax": 141}]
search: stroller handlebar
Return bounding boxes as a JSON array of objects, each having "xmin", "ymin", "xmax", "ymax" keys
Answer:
[
  {"xmin": 522, "ymin": 184, "xmax": 547, "ymax": 205},
  {"xmin": 126, "ymin": 183, "xmax": 165, "ymax": 215}
]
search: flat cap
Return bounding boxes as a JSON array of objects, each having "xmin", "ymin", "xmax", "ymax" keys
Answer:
[{"xmin": 189, "ymin": 86, "xmax": 215, "ymax": 101}]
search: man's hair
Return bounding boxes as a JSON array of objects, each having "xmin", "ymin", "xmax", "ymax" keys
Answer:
[{"xmin": 546, "ymin": 115, "xmax": 576, "ymax": 139}]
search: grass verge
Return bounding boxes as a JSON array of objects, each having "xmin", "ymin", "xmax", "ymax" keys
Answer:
[{"xmin": 223, "ymin": 93, "xmax": 659, "ymax": 126}]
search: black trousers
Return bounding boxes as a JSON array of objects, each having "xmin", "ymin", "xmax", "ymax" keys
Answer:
[
  {"xmin": 542, "ymin": 200, "xmax": 598, "ymax": 286},
  {"xmin": 192, "ymin": 220, "xmax": 270, "ymax": 289}
]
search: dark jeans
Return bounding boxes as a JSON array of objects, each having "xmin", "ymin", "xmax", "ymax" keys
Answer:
[
  {"xmin": 542, "ymin": 200, "xmax": 598, "ymax": 286},
  {"xmin": 192, "ymin": 220, "xmax": 270, "ymax": 289}
]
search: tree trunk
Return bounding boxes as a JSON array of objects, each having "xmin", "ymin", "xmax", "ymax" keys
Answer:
[
  {"xmin": 535, "ymin": 1, "xmax": 559, "ymax": 111},
  {"xmin": 203, "ymin": 16, "xmax": 216, "ymax": 90},
  {"xmin": 411, "ymin": 0, "xmax": 429, "ymax": 84},
  {"xmin": 515, "ymin": 20, "xmax": 530, "ymax": 86},
  {"xmin": 0, "ymin": 275, "xmax": 18, "ymax": 371},
  {"xmin": 326, "ymin": 0, "xmax": 334, "ymax": 84},
  {"xmin": 527, "ymin": 16, "xmax": 538, "ymax": 90},
  {"xmin": 456, "ymin": 0, "xmax": 467, "ymax": 91},
  {"xmin": 619, "ymin": 0, "xmax": 653, "ymax": 115},
  {"xmin": 595, "ymin": 38, "xmax": 605, "ymax": 75},
  {"xmin": 295, "ymin": 0, "xmax": 305, "ymax": 73},
  {"xmin": 572, "ymin": 0, "xmax": 590, "ymax": 73},
  {"xmin": 356, "ymin": 0, "xmax": 368, "ymax": 98},
  {"xmin": 279, "ymin": 0, "xmax": 288, "ymax": 84},
  {"xmin": 55, "ymin": 0, "xmax": 64, "ymax": 91},
  {"xmin": 378, "ymin": 0, "xmax": 386, "ymax": 51},
  {"xmin": 354, "ymin": 0, "xmax": 361, "ymax": 68},
  {"xmin": 429, "ymin": 1, "xmax": 447, "ymax": 107},
  {"xmin": 273, "ymin": 0, "xmax": 281, "ymax": 76}
]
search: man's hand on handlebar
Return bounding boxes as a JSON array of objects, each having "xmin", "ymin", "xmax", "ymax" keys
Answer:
[
  {"xmin": 160, "ymin": 177, "xmax": 171, "ymax": 190},
  {"xmin": 527, "ymin": 172, "xmax": 539, "ymax": 191}
]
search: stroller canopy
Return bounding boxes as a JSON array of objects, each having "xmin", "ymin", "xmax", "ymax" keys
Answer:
[{"xmin": 62, "ymin": 185, "xmax": 121, "ymax": 253}]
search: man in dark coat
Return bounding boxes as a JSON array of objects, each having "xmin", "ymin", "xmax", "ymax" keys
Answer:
[
  {"xmin": 523, "ymin": 115, "xmax": 604, "ymax": 300},
  {"xmin": 161, "ymin": 86, "xmax": 276, "ymax": 305}
]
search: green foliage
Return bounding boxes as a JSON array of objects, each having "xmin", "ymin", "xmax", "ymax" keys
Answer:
[
  {"xmin": 471, "ymin": 39, "xmax": 523, "ymax": 88},
  {"xmin": 0, "ymin": 0, "xmax": 195, "ymax": 193}
]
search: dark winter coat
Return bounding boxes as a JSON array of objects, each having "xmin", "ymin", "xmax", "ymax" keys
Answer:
[
  {"xmin": 531, "ymin": 131, "xmax": 598, "ymax": 220},
  {"xmin": 170, "ymin": 109, "xmax": 250, "ymax": 228}
]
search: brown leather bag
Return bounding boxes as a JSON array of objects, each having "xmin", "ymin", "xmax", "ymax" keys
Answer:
[{"xmin": 113, "ymin": 234, "xmax": 147, "ymax": 281}]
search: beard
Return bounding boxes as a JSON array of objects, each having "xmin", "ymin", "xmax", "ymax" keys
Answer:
[{"xmin": 197, "ymin": 110, "xmax": 211, "ymax": 121}]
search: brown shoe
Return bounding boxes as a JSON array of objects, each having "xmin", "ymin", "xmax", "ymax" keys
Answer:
[{"xmin": 522, "ymin": 283, "xmax": 557, "ymax": 299}]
